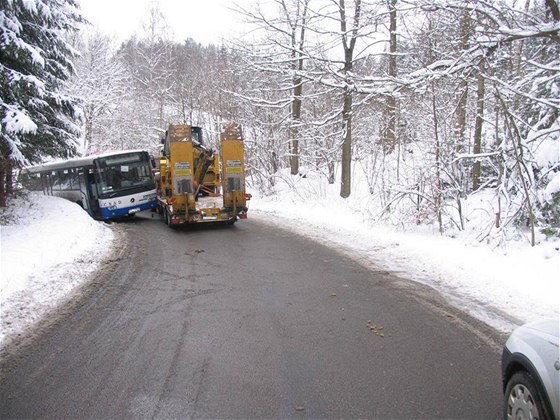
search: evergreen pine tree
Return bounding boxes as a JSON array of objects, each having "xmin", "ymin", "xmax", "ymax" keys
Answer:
[{"xmin": 0, "ymin": 0, "xmax": 84, "ymax": 206}]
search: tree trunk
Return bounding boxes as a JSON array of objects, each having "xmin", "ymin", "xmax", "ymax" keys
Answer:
[
  {"xmin": 271, "ymin": 151, "xmax": 278, "ymax": 187},
  {"xmin": 472, "ymin": 60, "xmax": 485, "ymax": 191},
  {"xmin": 340, "ymin": 88, "xmax": 353, "ymax": 198},
  {"xmin": 545, "ymin": 0, "xmax": 560, "ymax": 21},
  {"xmin": 6, "ymin": 159, "xmax": 13, "ymax": 196},
  {"xmin": 383, "ymin": 0, "xmax": 398, "ymax": 155},
  {"xmin": 290, "ymin": 77, "xmax": 302, "ymax": 175},
  {"xmin": 286, "ymin": 0, "xmax": 309, "ymax": 176},
  {"xmin": 492, "ymin": 101, "xmax": 503, "ymax": 229},
  {"xmin": 455, "ymin": 8, "xmax": 470, "ymax": 154},
  {"xmin": 453, "ymin": 8, "xmax": 472, "ymax": 201},
  {"xmin": 384, "ymin": 96, "xmax": 397, "ymax": 155},
  {"xmin": 496, "ymin": 90, "xmax": 536, "ymax": 246},
  {"xmin": 0, "ymin": 160, "xmax": 13, "ymax": 206},
  {"xmin": 84, "ymin": 112, "xmax": 93, "ymax": 154},
  {"xmin": 432, "ymin": 82, "xmax": 443, "ymax": 234},
  {"xmin": 0, "ymin": 163, "xmax": 6, "ymax": 208},
  {"xmin": 0, "ymin": 144, "xmax": 9, "ymax": 207},
  {"xmin": 338, "ymin": 0, "xmax": 360, "ymax": 198}
]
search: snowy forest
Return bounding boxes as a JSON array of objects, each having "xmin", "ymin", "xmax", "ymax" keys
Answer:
[{"xmin": 1, "ymin": 0, "xmax": 559, "ymax": 246}]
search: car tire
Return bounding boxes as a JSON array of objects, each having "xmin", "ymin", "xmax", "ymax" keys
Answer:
[{"xmin": 504, "ymin": 370, "xmax": 550, "ymax": 420}]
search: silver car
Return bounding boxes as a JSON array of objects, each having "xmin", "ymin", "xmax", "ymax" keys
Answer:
[{"xmin": 502, "ymin": 319, "xmax": 560, "ymax": 420}]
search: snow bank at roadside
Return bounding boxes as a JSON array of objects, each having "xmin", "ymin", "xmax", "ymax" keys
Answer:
[
  {"xmin": 0, "ymin": 192, "xmax": 116, "ymax": 347},
  {"xmin": 249, "ymin": 173, "xmax": 560, "ymax": 333}
]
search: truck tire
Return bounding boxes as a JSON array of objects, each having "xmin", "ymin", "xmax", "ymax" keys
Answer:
[{"xmin": 166, "ymin": 210, "xmax": 173, "ymax": 227}]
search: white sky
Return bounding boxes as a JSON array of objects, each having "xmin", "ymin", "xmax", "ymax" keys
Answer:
[{"xmin": 78, "ymin": 0, "xmax": 253, "ymax": 45}]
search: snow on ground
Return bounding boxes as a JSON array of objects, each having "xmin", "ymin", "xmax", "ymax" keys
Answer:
[
  {"xmin": 1, "ymin": 178, "xmax": 558, "ymax": 351},
  {"xmin": 0, "ymin": 192, "xmax": 116, "ymax": 348}
]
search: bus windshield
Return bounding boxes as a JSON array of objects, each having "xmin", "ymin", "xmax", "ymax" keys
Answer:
[{"xmin": 95, "ymin": 152, "xmax": 155, "ymax": 198}]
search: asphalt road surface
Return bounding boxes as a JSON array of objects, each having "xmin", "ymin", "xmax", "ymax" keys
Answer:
[{"xmin": 0, "ymin": 213, "xmax": 504, "ymax": 419}]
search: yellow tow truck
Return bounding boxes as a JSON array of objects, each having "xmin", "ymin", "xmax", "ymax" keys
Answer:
[{"xmin": 156, "ymin": 123, "xmax": 250, "ymax": 227}]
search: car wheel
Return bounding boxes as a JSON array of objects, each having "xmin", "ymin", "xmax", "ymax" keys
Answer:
[{"xmin": 504, "ymin": 371, "xmax": 549, "ymax": 420}]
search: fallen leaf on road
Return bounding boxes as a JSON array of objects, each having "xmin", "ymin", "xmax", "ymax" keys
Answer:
[{"xmin": 366, "ymin": 322, "xmax": 388, "ymax": 337}]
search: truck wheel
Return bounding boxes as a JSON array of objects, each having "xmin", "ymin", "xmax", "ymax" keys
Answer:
[{"xmin": 166, "ymin": 210, "xmax": 173, "ymax": 227}]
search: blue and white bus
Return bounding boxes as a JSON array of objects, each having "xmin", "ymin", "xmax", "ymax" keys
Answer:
[{"xmin": 22, "ymin": 150, "xmax": 158, "ymax": 220}]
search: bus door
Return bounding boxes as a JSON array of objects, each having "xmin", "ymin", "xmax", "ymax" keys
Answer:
[
  {"xmin": 87, "ymin": 168, "xmax": 101, "ymax": 218},
  {"xmin": 77, "ymin": 167, "xmax": 101, "ymax": 218}
]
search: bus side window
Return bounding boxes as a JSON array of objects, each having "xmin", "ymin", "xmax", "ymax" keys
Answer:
[
  {"xmin": 70, "ymin": 168, "xmax": 79, "ymax": 190},
  {"xmin": 57, "ymin": 169, "xmax": 72, "ymax": 190}
]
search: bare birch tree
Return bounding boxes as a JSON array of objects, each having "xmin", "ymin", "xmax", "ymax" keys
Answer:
[{"xmin": 234, "ymin": 0, "xmax": 312, "ymax": 176}]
